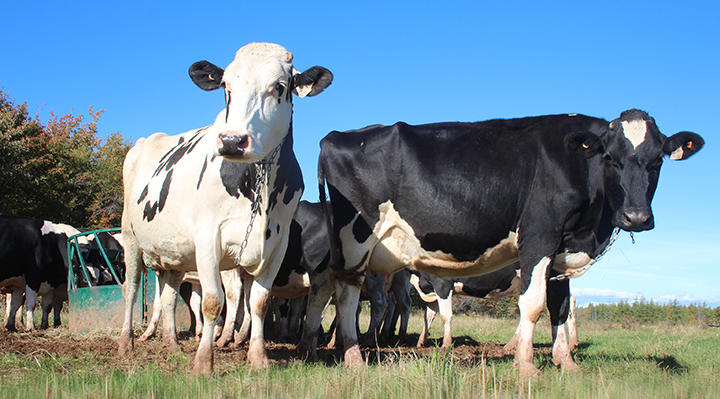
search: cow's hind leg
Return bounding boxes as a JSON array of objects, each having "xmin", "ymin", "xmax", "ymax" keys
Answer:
[
  {"xmin": 216, "ymin": 269, "xmax": 241, "ymax": 347},
  {"xmin": 298, "ymin": 267, "xmax": 335, "ymax": 361},
  {"xmin": 159, "ymin": 270, "xmax": 185, "ymax": 352},
  {"xmin": 139, "ymin": 272, "xmax": 162, "ymax": 341},
  {"xmin": 335, "ymin": 278, "xmax": 364, "ymax": 367}
]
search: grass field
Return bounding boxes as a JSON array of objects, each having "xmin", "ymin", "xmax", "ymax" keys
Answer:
[{"xmin": 1, "ymin": 306, "xmax": 719, "ymax": 398}]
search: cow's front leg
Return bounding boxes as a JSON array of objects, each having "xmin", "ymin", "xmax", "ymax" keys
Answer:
[
  {"xmin": 515, "ymin": 257, "xmax": 552, "ymax": 377},
  {"xmin": 335, "ymin": 278, "xmax": 364, "ymax": 367},
  {"xmin": 234, "ymin": 273, "xmax": 252, "ymax": 344},
  {"xmin": 547, "ymin": 277, "xmax": 579, "ymax": 372},
  {"xmin": 246, "ymin": 275, "xmax": 272, "ymax": 368},
  {"xmin": 194, "ymin": 267, "xmax": 224, "ymax": 375}
]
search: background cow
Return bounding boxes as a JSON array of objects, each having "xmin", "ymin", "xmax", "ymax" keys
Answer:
[
  {"xmin": 0, "ymin": 216, "xmax": 69, "ymax": 331},
  {"xmin": 119, "ymin": 43, "xmax": 332, "ymax": 374},
  {"xmin": 305, "ymin": 110, "xmax": 703, "ymax": 376}
]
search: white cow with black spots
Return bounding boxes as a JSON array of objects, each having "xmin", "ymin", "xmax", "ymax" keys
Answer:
[{"xmin": 118, "ymin": 42, "xmax": 332, "ymax": 374}]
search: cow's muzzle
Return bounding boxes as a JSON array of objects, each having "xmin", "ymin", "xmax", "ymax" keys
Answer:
[
  {"xmin": 217, "ymin": 133, "xmax": 249, "ymax": 157},
  {"xmin": 616, "ymin": 207, "xmax": 654, "ymax": 232}
]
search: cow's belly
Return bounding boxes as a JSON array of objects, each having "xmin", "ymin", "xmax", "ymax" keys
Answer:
[{"xmin": 359, "ymin": 201, "xmax": 520, "ymax": 278}]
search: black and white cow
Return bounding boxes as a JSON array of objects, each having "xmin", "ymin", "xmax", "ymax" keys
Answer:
[
  {"xmin": 0, "ymin": 216, "xmax": 69, "ymax": 331},
  {"xmin": 119, "ymin": 42, "xmax": 332, "ymax": 374},
  {"xmin": 305, "ymin": 109, "xmax": 703, "ymax": 375}
]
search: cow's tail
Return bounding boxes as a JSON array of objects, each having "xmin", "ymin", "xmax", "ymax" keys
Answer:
[{"xmin": 318, "ymin": 152, "xmax": 365, "ymax": 287}]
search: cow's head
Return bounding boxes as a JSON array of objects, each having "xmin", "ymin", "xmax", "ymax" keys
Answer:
[
  {"xmin": 189, "ymin": 42, "xmax": 332, "ymax": 162},
  {"xmin": 566, "ymin": 109, "xmax": 704, "ymax": 232}
]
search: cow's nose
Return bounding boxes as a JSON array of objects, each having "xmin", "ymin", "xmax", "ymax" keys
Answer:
[
  {"xmin": 619, "ymin": 208, "xmax": 654, "ymax": 232},
  {"xmin": 217, "ymin": 132, "xmax": 249, "ymax": 157}
]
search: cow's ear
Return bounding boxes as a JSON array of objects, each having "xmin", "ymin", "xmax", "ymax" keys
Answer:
[
  {"xmin": 565, "ymin": 131, "xmax": 604, "ymax": 158},
  {"xmin": 189, "ymin": 61, "xmax": 225, "ymax": 91},
  {"xmin": 291, "ymin": 66, "xmax": 333, "ymax": 98},
  {"xmin": 663, "ymin": 131, "xmax": 704, "ymax": 160}
]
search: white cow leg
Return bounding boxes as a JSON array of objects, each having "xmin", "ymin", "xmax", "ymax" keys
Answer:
[
  {"xmin": 504, "ymin": 321, "xmax": 521, "ymax": 352},
  {"xmin": 24, "ymin": 287, "xmax": 39, "ymax": 331},
  {"xmin": 417, "ymin": 301, "xmax": 438, "ymax": 347},
  {"xmin": 335, "ymin": 279, "xmax": 364, "ymax": 367},
  {"xmin": 139, "ymin": 273, "xmax": 162, "ymax": 341},
  {"xmin": 438, "ymin": 293, "xmax": 454, "ymax": 349},
  {"xmin": 515, "ymin": 257, "xmax": 551, "ymax": 377},
  {"xmin": 5, "ymin": 289, "xmax": 24, "ymax": 332},
  {"xmin": 247, "ymin": 276, "xmax": 273, "ymax": 369},
  {"xmin": 118, "ymin": 238, "xmax": 144, "ymax": 356},
  {"xmin": 159, "ymin": 271, "xmax": 185, "ymax": 352},
  {"xmin": 189, "ymin": 284, "xmax": 203, "ymax": 340},
  {"xmin": 194, "ymin": 270, "xmax": 224, "ymax": 375},
  {"xmin": 568, "ymin": 296, "xmax": 579, "ymax": 349},
  {"xmin": 216, "ymin": 269, "xmax": 241, "ymax": 347}
]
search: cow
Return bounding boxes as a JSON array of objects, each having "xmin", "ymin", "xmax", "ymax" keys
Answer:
[
  {"xmin": 0, "ymin": 216, "xmax": 69, "ymax": 331},
  {"xmin": 118, "ymin": 42, "xmax": 332, "ymax": 374},
  {"xmin": 303, "ymin": 109, "xmax": 703, "ymax": 376}
]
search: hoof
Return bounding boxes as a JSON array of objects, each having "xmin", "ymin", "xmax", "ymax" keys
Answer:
[{"xmin": 344, "ymin": 346, "xmax": 365, "ymax": 368}]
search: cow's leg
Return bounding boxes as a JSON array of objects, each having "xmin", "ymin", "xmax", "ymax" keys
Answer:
[
  {"xmin": 547, "ymin": 277, "xmax": 579, "ymax": 372},
  {"xmin": 394, "ymin": 277, "xmax": 412, "ymax": 344},
  {"xmin": 417, "ymin": 301, "xmax": 438, "ymax": 347},
  {"xmin": 335, "ymin": 278, "xmax": 365, "ymax": 367},
  {"xmin": 194, "ymin": 268, "xmax": 224, "ymax": 375},
  {"xmin": 287, "ymin": 295, "xmax": 306, "ymax": 341},
  {"xmin": 503, "ymin": 321, "xmax": 521, "ymax": 352},
  {"xmin": 139, "ymin": 272, "xmax": 162, "ymax": 341},
  {"xmin": 189, "ymin": 284, "xmax": 203, "ymax": 340},
  {"xmin": 216, "ymin": 269, "xmax": 241, "ymax": 347},
  {"xmin": 3, "ymin": 293, "xmax": 10, "ymax": 328},
  {"xmin": 380, "ymin": 292, "xmax": 397, "ymax": 344},
  {"xmin": 51, "ymin": 286, "xmax": 66, "ymax": 328},
  {"xmin": 159, "ymin": 270, "xmax": 185, "ymax": 352},
  {"xmin": 5, "ymin": 289, "xmax": 24, "ymax": 332},
  {"xmin": 438, "ymin": 292, "xmax": 454, "ymax": 349},
  {"xmin": 246, "ymin": 272, "xmax": 277, "ymax": 369},
  {"xmin": 298, "ymin": 267, "xmax": 335, "ymax": 360},
  {"xmin": 272, "ymin": 298, "xmax": 291, "ymax": 341},
  {"xmin": 515, "ymin": 256, "xmax": 552, "ymax": 377},
  {"xmin": 362, "ymin": 272, "xmax": 387, "ymax": 347},
  {"xmin": 234, "ymin": 274, "xmax": 252, "ymax": 344},
  {"xmin": 24, "ymin": 287, "xmax": 39, "ymax": 331},
  {"xmin": 178, "ymin": 282, "xmax": 196, "ymax": 336},
  {"xmin": 40, "ymin": 291, "xmax": 53, "ymax": 330},
  {"xmin": 119, "ymin": 236, "xmax": 144, "ymax": 356},
  {"xmin": 568, "ymin": 295, "xmax": 579, "ymax": 350}
]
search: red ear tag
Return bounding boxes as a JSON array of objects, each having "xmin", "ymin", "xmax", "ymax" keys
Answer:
[{"xmin": 687, "ymin": 141, "xmax": 693, "ymax": 149}]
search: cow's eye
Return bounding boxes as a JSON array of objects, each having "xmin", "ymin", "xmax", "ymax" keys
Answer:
[
  {"xmin": 275, "ymin": 82, "xmax": 286, "ymax": 97},
  {"xmin": 603, "ymin": 153, "xmax": 621, "ymax": 169}
]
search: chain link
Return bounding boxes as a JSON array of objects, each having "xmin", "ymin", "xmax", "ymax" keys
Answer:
[
  {"xmin": 549, "ymin": 227, "xmax": 620, "ymax": 282},
  {"xmin": 234, "ymin": 136, "xmax": 286, "ymax": 267}
]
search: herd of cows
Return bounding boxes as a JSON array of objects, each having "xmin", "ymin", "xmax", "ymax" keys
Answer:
[{"xmin": 0, "ymin": 42, "xmax": 704, "ymax": 377}]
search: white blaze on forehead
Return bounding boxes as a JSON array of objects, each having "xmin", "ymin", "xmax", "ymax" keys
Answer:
[{"xmin": 621, "ymin": 120, "xmax": 647, "ymax": 149}]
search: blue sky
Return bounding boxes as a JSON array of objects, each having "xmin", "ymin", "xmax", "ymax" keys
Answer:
[{"xmin": 3, "ymin": 1, "xmax": 718, "ymax": 307}]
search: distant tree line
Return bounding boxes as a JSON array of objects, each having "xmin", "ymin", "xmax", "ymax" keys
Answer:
[
  {"xmin": 416, "ymin": 292, "xmax": 720, "ymax": 326},
  {"xmin": 579, "ymin": 298, "xmax": 720, "ymax": 326},
  {"xmin": 0, "ymin": 90, "xmax": 132, "ymax": 229}
]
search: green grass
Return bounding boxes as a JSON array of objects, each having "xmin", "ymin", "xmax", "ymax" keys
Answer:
[{"xmin": 2, "ymin": 307, "xmax": 720, "ymax": 398}]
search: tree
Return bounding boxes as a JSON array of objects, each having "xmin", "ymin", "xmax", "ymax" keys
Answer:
[{"xmin": 0, "ymin": 90, "xmax": 130, "ymax": 228}]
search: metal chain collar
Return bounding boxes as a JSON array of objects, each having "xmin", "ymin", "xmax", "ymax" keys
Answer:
[
  {"xmin": 234, "ymin": 136, "xmax": 286, "ymax": 267},
  {"xmin": 549, "ymin": 227, "xmax": 621, "ymax": 282}
]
